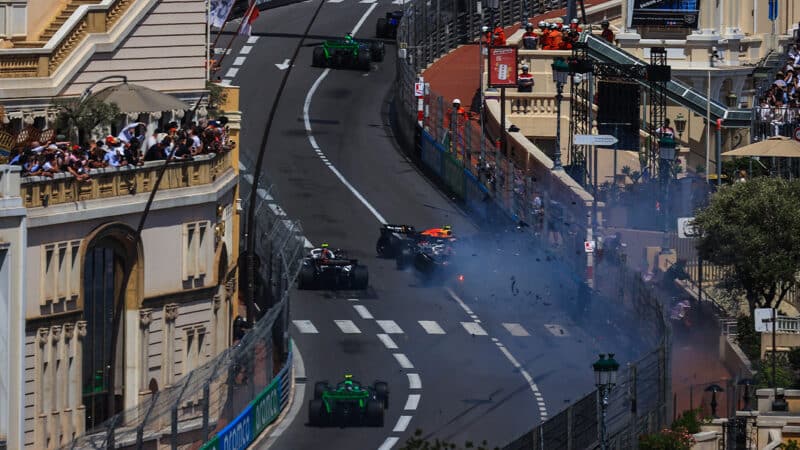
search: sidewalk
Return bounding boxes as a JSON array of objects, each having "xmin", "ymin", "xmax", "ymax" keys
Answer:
[{"xmin": 421, "ymin": 2, "xmax": 735, "ymax": 422}]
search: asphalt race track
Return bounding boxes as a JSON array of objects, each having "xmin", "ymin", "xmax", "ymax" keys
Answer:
[{"xmin": 214, "ymin": 3, "xmax": 649, "ymax": 448}]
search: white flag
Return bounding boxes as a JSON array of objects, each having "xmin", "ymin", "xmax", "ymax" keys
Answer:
[{"xmin": 209, "ymin": 0, "xmax": 234, "ymax": 29}]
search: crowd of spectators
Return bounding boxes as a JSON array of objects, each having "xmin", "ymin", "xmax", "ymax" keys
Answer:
[
  {"xmin": 755, "ymin": 44, "xmax": 800, "ymax": 140},
  {"xmin": 8, "ymin": 118, "xmax": 231, "ymax": 181},
  {"xmin": 518, "ymin": 18, "xmax": 615, "ymax": 51}
]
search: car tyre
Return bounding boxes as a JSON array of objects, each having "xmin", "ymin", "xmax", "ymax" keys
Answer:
[
  {"xmin": 352, "ymin": 265, "xmax": 369, "ymax": 290},
  {"xmin": 396, "ymin": 247, "xmax": 411, "ymax": 270},
  {"xmin": 366, "ymin": 399, "xmax": 384, "ymax": 427},
  {"xmin": 376, "ymin": 18, "xmax": 387, "ymax": 37},
  {"xmin": 376, "ymin": 236, "xmax": 389, "ymax": 257},
  {"xmin": 308, "ymin": 399, "xmax": 327, "ymax": 426},
  {"xmin": 369, "ymin": 41, "xmax": 385, "ymax": 62},
  {"xmin": 314, "ymin": 381, "xmax": 329, "ymax": 399},
  {"xmin": 298, "ymin": 264, "xmax": 316, "ymax": 290},
  {"xmin": 357, "ymin": 50, "xmax": 371, "ymax": 71},
  {"xmin": 312, "ymin": 47, "xmax": 326, "ymax": 67},
  {"xmin": 374, "ymin": 381, "xmax": 389, "ymax": 409}
]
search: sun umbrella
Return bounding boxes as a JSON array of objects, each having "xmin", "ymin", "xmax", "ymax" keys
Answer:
[
  {"xmin": 91, "ymin": 82, "xmax": 189, "ymax": 114},
  {"xmin": 722, "ymin": 135, "xmax": 800, "ymax": 158}
]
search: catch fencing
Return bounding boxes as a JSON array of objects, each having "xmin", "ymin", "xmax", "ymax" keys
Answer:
[
  {"xmin": 393, "ymin": 0, "xmax": 671, "ymax": 448},
  {"xmin": 63, "ymin": 170, "xmax": 306, "ymax": 449}
]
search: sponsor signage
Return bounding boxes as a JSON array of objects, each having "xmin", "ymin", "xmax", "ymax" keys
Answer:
[
  {"xmin": 630, "ymin": 0, "xmax": 700, "ymax": 29},
  {"xmin": 574, "ymin": 134, "xmax": 618, "ymax": 146},
  {"xmin": 677, "ymin": 217, "xmax": 700, "ymax": 238},
  {"xmin": 487, "ymin": 46, "xmax": 518, "ymax": 88}
]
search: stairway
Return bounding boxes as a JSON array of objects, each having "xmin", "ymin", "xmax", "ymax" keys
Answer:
[
  {"xmin": 580, "ymin": 34, "xmax": 755, "ymax": 128},
  {"xmin": 37, "ymin": 0, "xmax": 100, "ymax": 43}
]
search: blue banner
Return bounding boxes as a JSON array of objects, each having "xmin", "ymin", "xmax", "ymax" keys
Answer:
[{"xmin": 769, "ymin": 0, "xmax": 778, "ymax": 21}]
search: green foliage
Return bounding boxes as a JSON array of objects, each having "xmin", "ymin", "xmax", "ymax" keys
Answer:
[
  {"xmin": 639, "ymin": 427, "xmax": 696, "ymax": 450},
  {"xmin": 54, "ymin": 96, "xmax": 120, "ymax": 145},
  {"xmin": 399, "ymin": 429, "xmax": 499, "ymax": 450},
  {"xmin": 207, "ymin": 81, "xmax": 228, "ymax": 115},
  {"xmin": 788, "ymin": 347, "xmax": 800, "ymax": 372},
  {"xmin": 735, "ymin": 314, "xmax": 762, "ymax": 363},
  {"xmin": 671, "ymin": 408, "xmax": 702, "ymax": 434},
  {"xmin": 754, "ymin": 355, "xmax": 795, "ymax": 389},
  {"xmin": 693, "ymin": 177, "xmax": 800, "ymax": 316},
  {"xmin": 779, "ymin": 439, "xmax": 800, "ymax": 450}
]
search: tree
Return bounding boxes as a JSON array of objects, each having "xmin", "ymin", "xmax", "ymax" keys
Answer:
[
  {"xmin": 54, "ymin": 96, "xmax": 120, "ymax": 145},
  {"xmin": 693, "ymin": 177, "xmax": 800, "ymax": 317}
]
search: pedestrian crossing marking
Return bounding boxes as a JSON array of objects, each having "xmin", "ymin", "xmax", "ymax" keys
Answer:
[
  {"xmin": 418, "ymin": 320, "xmax": 445, "ymax": 334},
  {"xmin": 544, "ymin": 324, "xmax": 569, "ymax": 336},
  {"xmin": 334, "ymin": 320, "xmax": 361, "ymax": 334},
  {"xmin": 353, "ymin": 304, "xmax": 373, "ymax": 319},
  {"xmin": 292, "ymin": 320, "xmax": 318, "ymax": 334},
  {"xmin": 503, "ymin": 323, "xmax": 530, "ymax": 337},
  {"xmin": 376, "ymin": 320, "xmax": 404, "ymax": 334},
  {"xmin": 461, "ymin": 322, "xmax": 487, "ymax": 336},
  {"xmin": 377, "ymin": 333, "xmax": 398, "ymax": 349}
]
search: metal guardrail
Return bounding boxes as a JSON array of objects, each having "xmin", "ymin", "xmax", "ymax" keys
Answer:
[
  {"xmin": 62, "ymin": 172, "xmax": 306, "ymax": 449},
  {"xmin": 581, "ymin": 34, "xmax": 754, "ymax": 128}
]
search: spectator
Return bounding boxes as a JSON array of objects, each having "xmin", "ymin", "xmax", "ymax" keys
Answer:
[
  {"xmin": 521, "ymin": 23, "xmax": 538, "ymax": 49},
  {"xmin": 492, "ymin": 22, "xmax": 506, "ymax": 46},
  {"xmin": 656, "ymin": 119, "xmax": 675, "ymax": 138},
  {"xmin": 144, "ymin": 139, "xmax": 168, "ymax": 161},
  {"xmin": 601, "ymin": 20, "xmax": 614, "ymax": 43},
  {"xmin": 517, "ymin": 65, "xmax": 534, "ymax": 92}
]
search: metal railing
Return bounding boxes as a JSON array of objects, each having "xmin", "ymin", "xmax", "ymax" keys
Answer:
[{"xmin": 62, "ymin": 171, "xmax": 306, "ymax": 449}]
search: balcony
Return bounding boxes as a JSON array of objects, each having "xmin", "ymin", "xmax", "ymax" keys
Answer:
[{"xmin": 20, "ymin": 150, "xmax": 233, "ymax": 209}]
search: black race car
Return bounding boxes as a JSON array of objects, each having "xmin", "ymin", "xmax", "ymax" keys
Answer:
[
  {"xmin": 309, "ymin": 375, "xmax": 388, "ymax": 427},
  {"xmin": 297, "ymin": 249, "xmax": 368, "ymax": 290},
  {"xmin": 376, "ymin": 224, "xmax": 417, "ymax": 257},
  {"xmin": 396, "ymin": 237, "xmax": 456, "ymax": 281},
  {"xmin": 376, "ymin": 11, "xmax": 403, "ymax": 39}
]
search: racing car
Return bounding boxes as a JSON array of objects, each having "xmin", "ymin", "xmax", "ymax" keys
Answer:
[
  {"xmin": 397, "ymin": 238, "xmax": 456, "ymax": 281},
  {"xmin": 376, "ymin": 11, "xmax": 403, "ymax": 39},
  {"xmin": 376, "ymin": 224, "xmax": 417, "ymax": 257},
  {"xmin": 308, "ymin": 375, "xmax": 388, "ymax": 427},
  {"xmin": 297, "ymin": 246, "xmax": 369, "ymax": 290},
  {"xmin": 311, "ymin": 34, "xmax": 385, "ymax": 71}
]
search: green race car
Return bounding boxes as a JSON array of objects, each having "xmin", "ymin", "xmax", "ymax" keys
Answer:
[
  {"xmin": 311, "ymin": 34, "xmax": 385, "ymax": 71},
  {"xmin": 308, "ymin": 375, "xmax": 389, "ymax": 427}
]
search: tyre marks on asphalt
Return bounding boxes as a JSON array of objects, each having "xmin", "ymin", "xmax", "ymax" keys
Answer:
[
  {"xmin": 348, "ymin": 302, "xmax": 421, "ymax": 450},
  {"xmin": 446, "ymin": 288, "xmax": 549, "ymax": 420}
]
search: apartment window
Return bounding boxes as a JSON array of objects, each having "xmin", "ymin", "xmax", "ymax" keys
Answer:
[
  {"xmin": 0, "ymin": 1, "xmax": 26, "ymax": 38},
  {"xmin": 183, "ymin": 222, "xmax": 209, "ymax": 280}
]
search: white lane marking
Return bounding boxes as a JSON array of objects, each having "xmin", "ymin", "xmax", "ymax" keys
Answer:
[
  {"xmin": 233, "ymin": 56, "xmax": 246, "ymax": 66},
  {"xmin": 544, "ymin": 324, "xmax": 570, "ymax": 336},
  {"xmin": 214, "ymin": 47, "xmax": 231, "ymax": 55},
  {"xmin": 461, "ymin": 322, "xmax": 487, "ymax": 336},
  {"xmin": 302, "ymin": 2, "xmax": 386, "ymax": 226},
  {"xmin": 327, "ymin": 0, "xmax": 344, "ymax": 2},
  {"xmin": 418, "ymin": 320, "xmax": 446, "ymax": 334},
  {"xmin": 347, "ymin": 298, "xmax": 359, "ymax": 302},
  {"xmin": 393, "ymin": 415, "xmax": 412, "ymax": 432},
  {"xmin": 353, "ymin": 304, "xmax": 373, "ymax": 319},
  {"xmin": 359, "ymin": 0, "xmax": 377, "ymax": 3},
  {"xmin": 247, "ymin": 36, "xmax": 259, "ymax": 44},
  {"xmin": 225, "ymin": 67, "xmax": 239, "ymax": 78},
  {"xmin": 240, "ymin": 45, "xmax": 253, "ymax": 54},
  {"xmin": 378, "ymin": 437, "xmax": 399, "ymax": 450},
  {"xmin": 407, "ymin": 373, "xmax": 421, "ymax": 389},
  {"xmin": 393, "ymin": 353, "xmax": 414, "ymax": 369},
  {"xmin": 447, "ymin": 288, "xmax": 547, "ymax": 418},
  {"xmin": 269, "ymin": 203, "xmax": 287, "ymax": 216},
  {"xmin": 503, "ymin": 323, "xmax": 530, "ymax": 337},
  {"xmin": 446, "ymin": 288, "xmax": 474, "ymax": 315},
  {"xmin": 334, "ymin": 320, "xmax": 361, "ymax": 334},
  {"xmin": 391, "ymin": 0, "xmax": 404, "ymax": 3},
  {"xmin": 220, "ymin": 79, "xmax": 232, "ymax": 86},
  {"xmin": 292, "ymin": 320, "xmax": 318, "ymax": 334},
  {"xmin": 404, "ymin": 394, "xmax": 421, "ymax": 410},
  {"xmin": 376, "ymin": 319, "xmax": 404, "ymax": 334},
  {"xmin": 377, "ymin": 333, "xmax": 398, "ymax": 349}
]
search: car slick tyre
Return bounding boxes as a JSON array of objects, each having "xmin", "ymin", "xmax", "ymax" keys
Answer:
[
  {"xmin": 353, "ymin": 265, "xmax": 369, "ymax": 290},
  {"xmin": 298, "ymin": 265, "xmax": 316, "ymax": 290},
  {"xmin": 357, "ymin": 50, "xmax": 371, "ymax": 71},
  {"xmin": 314, "ymin": 381, "xmax": 329, "ymax": 399},
  {"xmin": 366, "ymin": 399, "xmax": 384, "ymax": 426},
  {"xmin": 312, "ymin": 47, "xmax": 326, "ymax": 67},
  {"xmin": 376, "ymin": 18, "xmax": 387, "ymax": 37},
  {"xmin": 369, "ymin": 41, "xmax": 385, "ymax": 62},
  {"xmin": 309, "ymin": 399, "xmax": 326, "ymax": 426},
  {"xmin": 374, "ymin": 381, "xmax": 389, "ymax": 409},
  {"xmin": 396, "ymin": 248, "xmax": 411, "ymax": 269}
]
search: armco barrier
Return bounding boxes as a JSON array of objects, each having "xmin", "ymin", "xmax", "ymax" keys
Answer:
[{"xmin": 201, "ymin": 345, "xmax": 293, "ymax": 450}]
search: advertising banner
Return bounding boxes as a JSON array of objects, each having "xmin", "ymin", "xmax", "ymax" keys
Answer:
[
  {"xmin": 487, "ymin": 46, "xmax": 518, "ymax": 88},
  {"xmin": 630, "ymin": 0, "xmax": 700, "ymax": 28}
]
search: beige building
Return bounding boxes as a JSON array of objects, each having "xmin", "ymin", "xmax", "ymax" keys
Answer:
[{"xmin": 0, "ymin": 0, "xmax": 247, "ymax": 448}]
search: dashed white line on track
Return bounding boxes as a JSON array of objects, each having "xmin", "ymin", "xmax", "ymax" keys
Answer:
[
  {"xmin": 378, "ymin": 437, "xmax": 399, "ymax": 450},
  {"xmin": 292, "ymin": 320, "xmax": 318, "ymax": 334},
  {"xmin": 461, "ymin": 321, "xmax": 488, "ymax": 336},
  {"xmin": 334, "ymin": 320, "xmax": 361, "ymax": 334},
  {"xmin": 225, "ymin": 67, "xmax": 239, "ymax": 78},
  {"xmin": 376, "ymin": 319, "xmax": 404, "ymax": 334},
  {"xmin": 404, "ymin": 394, "xmax": 421, "ymax": 410},
  {"xmin": 393, "ymin": 415, "xmax": 413, "ymax": 432},
  {"xmin": 377, "ymin": 333, "xmax": 398, "ymax": 349},
  {"xmin": 503, "ymin": 322, "xmax": 530, "ymax": 337},
  {"xmin": 233, "ymin": 56, "xmax": 246, "ymax": 66},
  {"xmin": 407, "ymin": 373, "xmax": 422, "ymax": 389},
  {"xmin": 418, "ymin": 320, "xmax": 445, "ymax": 334},
  {"xmin": 240, "ymin": 45, "xmax": 253, "ymax": 54},
  {"xmin": 353, "ymin": 304, "xmax": 373, "ymax": 319},
  {"xmin": 393, "ymin": 353, "xmax": 414, "ymax": 369},
  {"xmin": 247, "ymin": 36, "xmax": 259, "ymax": 44}
]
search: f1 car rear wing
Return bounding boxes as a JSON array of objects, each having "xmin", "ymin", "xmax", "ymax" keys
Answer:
[{"xmin": 382, "ymin": 224, "xmax": 416, "ymax": 233}]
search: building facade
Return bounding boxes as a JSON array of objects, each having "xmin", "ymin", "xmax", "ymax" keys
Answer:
[{"xmin": 0, "ymin": 0, "xmax": 245, "ymax": 448}]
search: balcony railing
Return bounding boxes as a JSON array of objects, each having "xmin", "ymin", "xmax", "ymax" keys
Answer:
[{"xmin": 20, "ymin": 151, "xmax": 233, "ymax": 208}]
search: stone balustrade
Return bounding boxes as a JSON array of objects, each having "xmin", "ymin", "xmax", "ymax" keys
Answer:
[
  {"xmin": 20, "ymin": 150, "xmax": 233, "ymax": 208},
  {"xmin": 0, "ymin": 0, "xmax": 136, "ymax": 78}
]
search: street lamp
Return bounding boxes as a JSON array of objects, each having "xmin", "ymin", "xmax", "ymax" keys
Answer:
[
  {"xmin": 737, "ymin": 378, "xmax": 754, "ymax": 411},
  {"xmin": 705, "ymin": 384, "xmax": 724, "ymax": 418},
  {"xmin": 659, "ymin": 136, "xmax": 677, "ymax": 254},
  {"xmin": 674, "ymin": 113, "xmax": 687, "ymax": 144},
  {"xmin": 593, "ymin": 353, "xmax": 620, "ymax": 450},
  {"xmin": 552, "ymin": 57, "xmax": 570, "ymax": 171}
]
